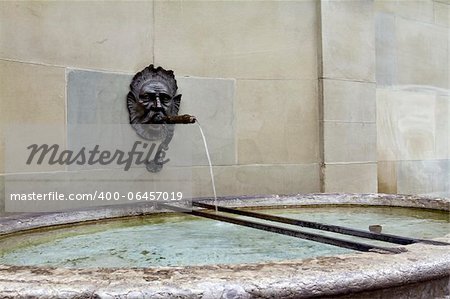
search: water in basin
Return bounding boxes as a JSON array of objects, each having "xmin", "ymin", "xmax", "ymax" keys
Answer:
[{"xmin": 0, "ymin": 206, "xmax": 448, "ymax": 268}]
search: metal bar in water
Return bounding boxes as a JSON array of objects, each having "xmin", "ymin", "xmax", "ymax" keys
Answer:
[
  {"xmin": 157, "ymin": 203, "xmax": 405, "ymax": 254},
  {"xmin": 193, "ymin": 202, "xmax": 449, "ymax": 246}
]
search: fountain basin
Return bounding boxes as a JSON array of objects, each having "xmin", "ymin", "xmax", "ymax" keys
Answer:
[{"xmin": 0, "ymin": 193, "xmax": 449, "ymax": 298}]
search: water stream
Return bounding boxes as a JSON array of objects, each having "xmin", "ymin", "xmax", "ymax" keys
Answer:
[{"xmin": 196, "ymin": 122, "xmax": 218, "ymax": 212}]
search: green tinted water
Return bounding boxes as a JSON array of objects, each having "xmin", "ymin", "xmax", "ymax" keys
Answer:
[{"xmin": 0, "ymin": 206, "xmax": 448, "ymax": 268}]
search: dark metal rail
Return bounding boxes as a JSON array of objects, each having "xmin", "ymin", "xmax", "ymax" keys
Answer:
[
  {"xmin": 158, "ymin": 203, "xmax": 405, "ymax": 254},
  {"xmin": 193, "ymin": 202, "xmax": 449, "ymax": 246}
]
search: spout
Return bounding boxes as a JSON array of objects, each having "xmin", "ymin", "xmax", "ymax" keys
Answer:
[{"xmin": 163, "ymin": 114, "xmax": 197, "ymax": 124}]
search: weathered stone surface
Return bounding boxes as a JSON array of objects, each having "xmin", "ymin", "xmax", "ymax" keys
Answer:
[
  {"xmin": 0, "ymin": 1, "xmax": 153, "ymax": 72},
  {"xmin": 396, "ymin": 0, "xmax": 434, "ymax": 23},
  {"xmin": 434, "ymin": 0, "xmax": 450, "ymax": 4},
  {"xmin": 436, "ymin": 96, "xmax": 449, "ymax": 159},
  {"xmin": 67, "ymin": 69, "xmax": 130, "ymax": 125},
  {"xmin": 434, "ymin": 1, "xmax": 450, "ymax": 27},
  {"xmin": 375, "ymin": 12, "xmax": 397, "ymax": 86},
  {"xmin": 4, "ymin": 124, "xmax": 66, "ymax": 176},
  {"xmin": 374, "ymin": 0, "xmax": 449, "ymax": 197},
  {"xmin": 378, "ymin": 161, "xmax": 398, "ymax": 194},
  {"xmin": 375, "ymin": 2, "xmax": 448, "ymax": 88},
  {"xmin": 0, "ymin": 60, "xmax": 66, "ymax": 173},
  {"xmin": 0, "ymin": 194, "xmax": 448, "ymax": 298},
  {"xmin": 374, "ymin": 0, "xmax": 398, "ymax": 14},
  {"xmin": 375, "ymin": 0, "xmax": 435, "ymax": 23},
  {"xmin": 326, "ymin": 276, "xmax": 450, "ymax": 299},
  {"xmin": 0, "ymin": 176, "xmax": 4, "ymax": 215},
  {"xmin": 324, "ymin": 122, "xmax": 377, "ymax": 163},
  {"xmin": 377, "ymin": 88, "xmax": 443, "ymax": 161},
  {"xmin": 191, "ymin": 164, "xmax": 320, "ymax": 197},
  {"xmin": 397, "ymin": 160, "xmax": 450, "ymax": 197},
  {"xmin": 154, "ymin": 0, "xmax": 318, "ymax": 79},
  {"xmin": 324, "ymin": 163, "xmax": 378, "ymax": 193},
  {"xmin": 323, "ymin": 79, "xmax": 376, "ymax": 122},
  {"xmin": 396, "ymin": 17, "xmax": 448, "ymax": 89},
  {"xmin": 320, "ymin": 0, "xmax": 375, "ymax": 82},
  {"xmin": 177, "ymin": 77, "xmax": 236, "ymax": 166},
  {"xmin": 67, "ymin": 69, "xmax": 236, "ymax": 166},
  {"xmin": 236, "ymin": 79, "xmax": 319, "ymax": 164},
  {"xmin": 379, "ymin": 159, "xmax": 450, "ymax": 198}
]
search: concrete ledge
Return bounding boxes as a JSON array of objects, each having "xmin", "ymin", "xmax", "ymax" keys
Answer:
[{"xmin": 200, "ymin": 193, "xmax": 450, "ymax": 211}]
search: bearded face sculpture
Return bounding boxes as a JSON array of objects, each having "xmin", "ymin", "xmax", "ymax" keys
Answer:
[
  {"xmin": 127, "ymin": 65, "xmax": 182, "ymax": 141},
  {"xmin": 127, "ymin": 65, "xmax": 193, "ymax": 172}
]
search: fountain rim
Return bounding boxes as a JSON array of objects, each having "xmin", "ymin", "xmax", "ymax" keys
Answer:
[
  {"xmin": 1, "ymin": 192, "xmax": 448, "ymax": 236},
  {"xmin": 0, "ymin": 193, "xmax": 449, "ymax": 298}
]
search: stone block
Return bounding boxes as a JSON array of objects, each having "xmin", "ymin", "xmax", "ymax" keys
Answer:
[
  {"xmin": 0, "ymin": 60, "xmax": 66, "ymax": 173},
  {"xmin": 236, "ymin": 79, "xmax": 319, "ymax": 164},
  {"xmin": 0, "ymin": 1, "xmax": 153, "ymax": 72},
  {"xmin": 378, "ymin": 161, "xmax": 397, "ymax": 194},
  {"xmin": 377, "ymin": 88, "xmax": 437, "ymax": 161},
  {"xmin": 324, "ymin": 163, "xmax": 378, "ymax": 193},
  {"xmin": 396, "ymin": 18, "xmax": 448, "ymax": 88},
  {"xmin": 324, "ymin": 122, "xmax": 377, "ymax": 163},
  {"xmin": 321, "ymin": 0, "xmax": 375, "ymax": 82},
  {"xmin": 177, "ymin": 77, "xmax": 236, "ymax": 166},
  {"xmin": 435, "ymin": 96, "xmax": 449, "ymax": 159},
  {"xmin": 374, "ymin": 0, "xmax": 398, "ymax": 14},
  {"xmin": 448, "ymin": 95, "xmax": 450, "ymax": 159},
  {"xmin": 434, "ymin": 0, "xmax": 450, "ymax": 4},
  {"xmin": 375, "ymin": 0, "xmax": 434, "ymax": 23},
  {"xmin": 397, "ymin": 0, "xmax": 434, "ymax": 23},
  {"xmin": 192, "ymin": 163, "xmax": 320, "ymax": 197},
  {"xmin": 0, "ymin": 176, "xmax": 4, "ymax": 215},
  {"xmin": 434, "ymin": 1, "xmax": 450, "ymax": 27},
  {"xmin": 154, "ymin": 0, "xmax": 318, "ymax": 79},
  {"xmin": 67, "ymin": 69, "xmax": 130, "ymax": 125},
  {"xmin": 323, "ymin": 79, "xmax": 376, "ymax": 122},
  {"xmin": 0, "ymin": 61, "xmax": 65, "ymax": 123},
  {"xmin": 375, "ymin": 13, "xmax": 397, "ymax": 86},
  {"xmin": 397, "ymin": 160, "xmax": 450, "ymax": 197}
]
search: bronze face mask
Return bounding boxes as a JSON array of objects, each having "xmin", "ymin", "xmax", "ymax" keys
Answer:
[
  {"xmin": 127, "ymin": 64, "xmax": 182, "ymax": 141},
  {"xmin": 127, "ymin": 65, "xmax": 195, "ymax": 172}
]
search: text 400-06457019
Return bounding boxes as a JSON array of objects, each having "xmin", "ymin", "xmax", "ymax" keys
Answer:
[{"xmin": 96, "ymin": 191, "xmax": 184, "ymax": 201}]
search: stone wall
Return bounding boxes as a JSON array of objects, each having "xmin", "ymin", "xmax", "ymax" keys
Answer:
[
  {"xmin": 0, "ymin": 1, "xmax": 448, "ymax": 212},
  {"xmin": 318, "ymin": 0, "xmax": 378, "ymax": 193},
  {"xmin": 375, "ymin": 0, "xmax": 449, "ymax": 197},
  {"xmin": 0, "ymin": 1, "xmax": 320, "ymax": 212}
]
